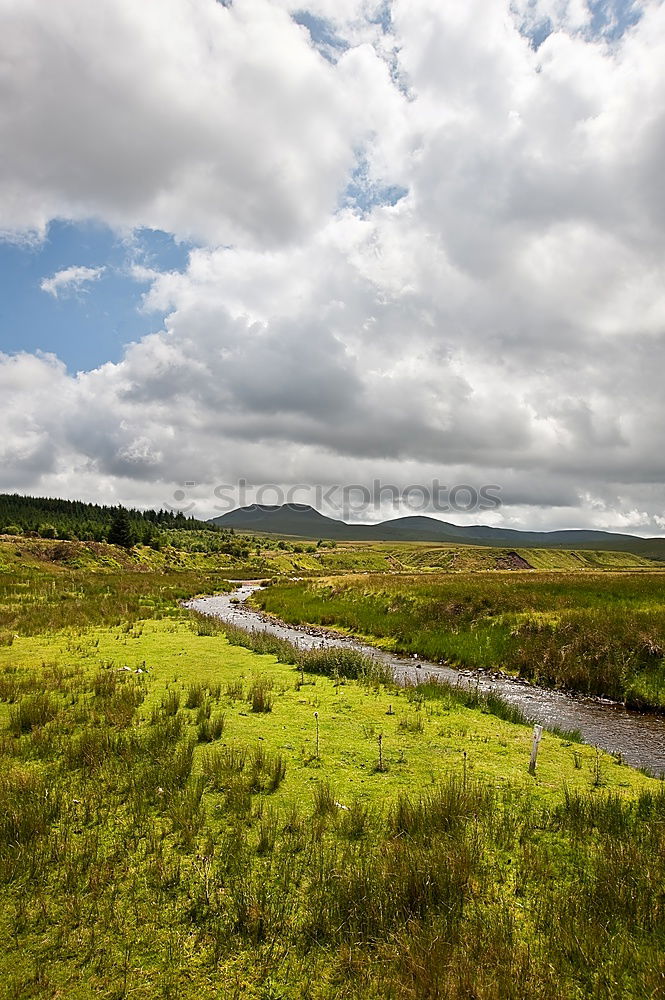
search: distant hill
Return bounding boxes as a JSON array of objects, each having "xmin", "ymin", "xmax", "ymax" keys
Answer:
[{"xmin": 210, "ymin": 504, "xmax": 665, "ymax": 560}]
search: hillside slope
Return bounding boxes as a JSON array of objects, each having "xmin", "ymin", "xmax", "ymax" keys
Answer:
[{"xmin": 211, "ymin": 504, "xmax": 665, "ymax": 559}]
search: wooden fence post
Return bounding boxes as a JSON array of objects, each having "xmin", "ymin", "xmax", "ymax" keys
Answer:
[{"xmin": 528, "ymin": 724, "xmax": 543, "ymax": 775}]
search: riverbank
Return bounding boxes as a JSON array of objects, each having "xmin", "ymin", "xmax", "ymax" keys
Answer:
[
  {"xmin": 190, "ymin": 586, "xmax": 665, "ymax": 774},
  {"xmin": 252, "ymin": 572, "xmax": 665, "ymax": 710}
]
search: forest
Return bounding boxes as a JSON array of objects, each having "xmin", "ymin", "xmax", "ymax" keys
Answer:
[{"xmin": 0, "ymin": 493, "xmax": 222, "ymax": 545}]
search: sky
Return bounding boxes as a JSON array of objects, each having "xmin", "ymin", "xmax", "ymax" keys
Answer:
[{"xmin": 1, "ymin": 0, "xmax": 665, "ymax": 533}]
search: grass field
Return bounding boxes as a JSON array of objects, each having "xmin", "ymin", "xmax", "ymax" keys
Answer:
[
  {"xmin": 3, "ymin": 611, "xmax": 665, "ymax": 999},
  {"xmin": 3, "ymin": 542, "xmax": 665, "ymax": 997},
  {"xmin": 254, "ymin": 572, "xmax": 665, "ymax": 708},
  {"xmin": 1, "ymin": 532, "xmax": 657, "ymax": 587}
]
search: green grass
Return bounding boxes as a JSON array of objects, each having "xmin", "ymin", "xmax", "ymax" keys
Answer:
[
  {"xmin": 0, "ymin": 533, "xmax": 657, "ymax": 596},
  {"xmin": 254, "ymin": 571, "xmax": 665, "ymax": 708},
  {"xmin": 0, "ymin": 618, "xmax": 608, "ymax": 802},
  {"xmin": 3, "ymin": 547, "xmax": 665, "ymax": 997},
  {"xmin": 0, "ymin": 614, "xmax": 663, "ymax": 999},
  {"xmin": 273, "ymin": 538, "xmax": 657, "ymax": 574},
  {"xmin": 0, "ymin": 564, "xmax": 234, "ymax": 636}
]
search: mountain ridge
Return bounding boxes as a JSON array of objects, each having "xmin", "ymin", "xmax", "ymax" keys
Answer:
[{"xmin": 210, "ymin": 503, "xmax": 665, "ymax": 560}]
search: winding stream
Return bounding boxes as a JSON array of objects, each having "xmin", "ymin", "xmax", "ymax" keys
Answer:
[{"xmin": 188, "ymin": 584, "xmax": 665, "ymax": 775}]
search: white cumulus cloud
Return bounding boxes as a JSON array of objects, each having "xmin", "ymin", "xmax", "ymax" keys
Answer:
[{"xmin": 40, "ymin": 265, "xmax": 105, "ymax": 298}]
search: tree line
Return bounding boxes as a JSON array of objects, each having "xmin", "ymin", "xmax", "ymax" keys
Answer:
[{"xmin": 0, "ymin": 493, "xmax": 228, "ymax": 548}]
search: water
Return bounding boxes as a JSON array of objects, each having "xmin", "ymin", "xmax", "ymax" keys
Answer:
[{"xmin": 187, "ymin": 585, "xmax": 665, "ymax": 775}]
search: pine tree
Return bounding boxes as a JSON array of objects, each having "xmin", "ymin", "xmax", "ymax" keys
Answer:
[{"xmin": 107, "ymin": 508, "xmax": 136, "ymax": 549}]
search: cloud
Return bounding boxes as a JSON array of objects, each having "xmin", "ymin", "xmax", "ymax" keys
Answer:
[
  {"xmin": 1, "ymin": 0, "xmax": 665, "ymax": 532},
  {"xmin": 0, "ymin": 0, "xmax": 395, "ymax": 247},
  {"xmin": 40, "ymin": 265, "xmax": 105, "ymax": 298}
]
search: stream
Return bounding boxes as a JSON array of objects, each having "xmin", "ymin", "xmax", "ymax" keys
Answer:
[{"xmin": 187, "ymin": 584, "xmax": 665, "ymax": 775}]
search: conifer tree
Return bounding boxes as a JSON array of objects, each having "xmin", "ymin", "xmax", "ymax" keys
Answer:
[{"xmin": 107, "ymin": 508, "xmax": 136, "ymax": 549}]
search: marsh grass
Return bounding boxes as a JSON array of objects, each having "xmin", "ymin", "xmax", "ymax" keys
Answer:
[
  {"xmin": 405, "ymin": 677, "xmax": 532, "ymax": 728},
  {"xmin": 200, "ymin": 615, "xmax": 392, "ymax": 687},
  {"xmin": 1, "ymin": 652, "xmax": 665, "ymax": 1000},
  {"xmin": 0, "ymin": 564, "xmax": 232, "ymax": 636},
  {"xmin": 0, "ymin": 766, "xmax": 61, "ymax": 847},
  {"xmin": 256, "ymin": 804, "xmax": 279, "ymax": 855},
  {"xmin": 267, "ymin": 753, "xmax": 287, "ymax": 792},
  {"xmin": 257, "ymin": 573, "xmax": 665, "ymax": 708},
  {"xmin": 300, "ymin": 646, "xmax": 392, "ymax": 685},
  {"xmin": 200, "ymin": 606, "xmax": 539, "ymax": 736},
  {"xmin": 219, "ymin": 613, "xmax": 570, "ymax": 740},
  {"xmin": 398, "ymin": 712, "xmax": 425, "ymax": 734},
  {"xmin": 389, "ymin": 778, "xmax": 493, "ymax": 836},
  {"xmin": 197, "ymin": 712, "xmax": 225, "ymax": 743},
  {"xmin": 154, "ymin": 688, "xmax": 180, "ymax": 719},
  {"xmin": 2, "ymin": 565, "xmax": 665, "ymax": 997},
  {"xmin": 225, "ymin": 678, "xmax": 244, "ymax": 700},
  {"xmin": 338, "ymin": 799, "xmax": 371, "ymax": 839},
  {"xmin": 248, "ymin": 675, "xmax": 273, "ymax": 713},
  {"xmin": 313, "ymin": 780, "xmax": 338, "ymax": 817},
  {"xmin": 185, "ymin": 682, "xmax": 205, "ymax": 708},
  {"xmin": 8, "ymin": 692, "xmax": 58, "ymax": 734},
  {"xmin": 202, "ymin": 745, "xmax": 247, "ymax": 790}
]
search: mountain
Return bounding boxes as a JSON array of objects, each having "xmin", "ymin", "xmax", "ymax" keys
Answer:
[
  {"xmin": 213, "ymin": 503, "xmax": 336, "ymax": 537},
  {"xmin": 210, "ymin": 504, "xmax": 665, "ymax": 560}
]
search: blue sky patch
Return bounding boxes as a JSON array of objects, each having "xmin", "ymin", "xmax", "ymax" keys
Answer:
[
  {"xmin": 343, "ymin": 153, "xmax": 408, "ymax": 215},
  {"xmin": 588, "ymin": 0, "xmax": 643, "ymax": 40},
  {"xmin": 0, "ymin": 222, "xmax": 190, "ymax": 373},
  {"xmin": 516, "ymin": 0, "xmax": 643, "ymax": 49},
  {"xmin": 368, "ymin": 1, "xmax": 393, "ymax": 34},
  {"xmin": 292, "ymin": 11, "xmax": 349, "ymax": 62}
]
